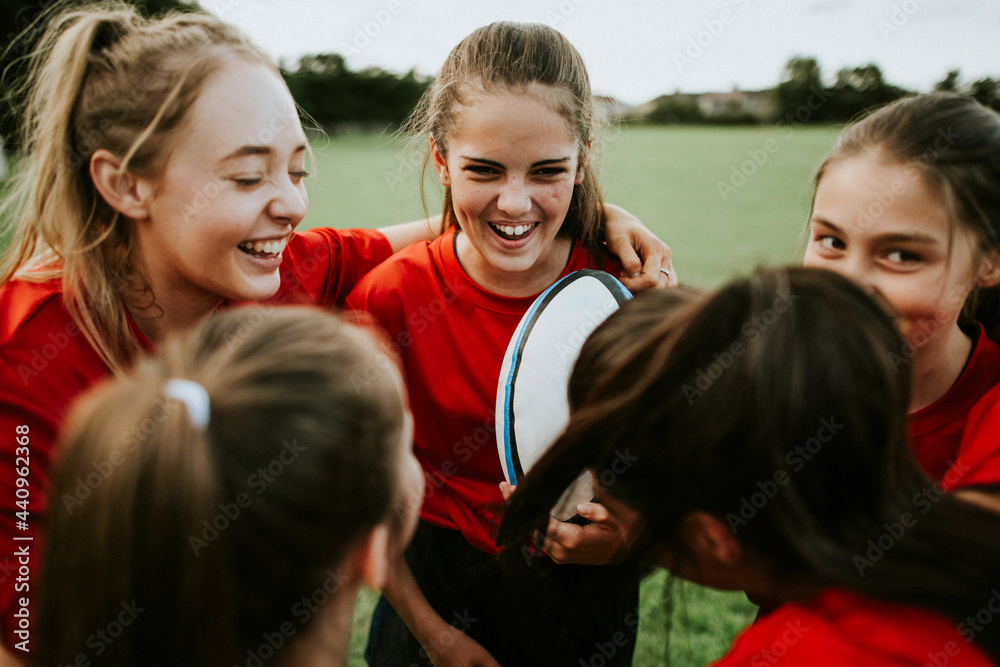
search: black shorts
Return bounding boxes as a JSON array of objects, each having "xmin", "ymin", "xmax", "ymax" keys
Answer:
[{"xmin": 365, "ymin": 520, "xmax": 639, "ymax": 667}]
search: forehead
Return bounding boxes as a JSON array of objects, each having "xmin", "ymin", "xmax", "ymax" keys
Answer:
[
  {"xmin": 175, "ymin": 58, "xmax": 305, "ymax": 158},
  {"xmin": 448, "ymin": 86, "xmax": 579, "ymax": 153},
  {"xmin": 814, "ymin": 151, "xmax": 949, "ymax": 234}
]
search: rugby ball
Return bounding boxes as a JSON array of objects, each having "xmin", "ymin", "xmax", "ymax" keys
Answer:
[{"xmin": 496, "ymin": 269, "xmax": 632, "ymax": 520}]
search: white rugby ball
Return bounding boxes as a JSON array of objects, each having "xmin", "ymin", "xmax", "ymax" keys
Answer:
[{"xmin": 496, "ymin": 269, "xmax": 632, "ymax": 521}]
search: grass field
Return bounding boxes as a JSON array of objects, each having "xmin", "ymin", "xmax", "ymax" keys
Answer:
[
  {"xmin": 302, "ymin": 123, "xmax": 843, "ymax": 289},
  {"xmin": 301, "ymin": 124, "xmax": 844, "ymax": 666}
]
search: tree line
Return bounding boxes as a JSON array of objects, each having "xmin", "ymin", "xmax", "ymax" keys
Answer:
[{"xmin": 645, "ymin": 56, "xmax": 1000, "ymax": 126}]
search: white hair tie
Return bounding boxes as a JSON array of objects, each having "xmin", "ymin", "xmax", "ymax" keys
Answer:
[{"xmin": 163, "ymin": 379, "xmax": 211, "ymax": 431}]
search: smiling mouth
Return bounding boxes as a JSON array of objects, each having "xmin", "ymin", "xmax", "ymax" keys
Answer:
[
  {"xmin": 238, "ymin": 237, "xmax": 288, "ymax": 259},
  {"xmin": 490, "ymin": 222, "xmax": 537, "ymax": 241}
]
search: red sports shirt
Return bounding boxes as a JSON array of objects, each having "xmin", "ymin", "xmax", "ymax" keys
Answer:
[
  {"xmin": 715, "ymin": 589, "xmax": 994, "ymax": 666},
  {"xmin": 909, "ymin": 325, "xmax": 1000, "ymax": 481},
  {"xmin": 347, "ymin": 227, "xmax": 622, "ymax": 554}
]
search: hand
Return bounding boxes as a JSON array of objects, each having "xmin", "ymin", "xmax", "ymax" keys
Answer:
[
  {"xmin": 499, "ymin": 482, "xmax": 629, "ymax": 566},
  {"xmin": 422, "ymin": 623, "xmax": 502, "ymax": 667},
  {"xmin": 603, "ymin": 204, "xmax": 677, "ymax": 292},
  {"xmin": 535, "ymin": 502, "xmax": 630, "ymax": 565}
]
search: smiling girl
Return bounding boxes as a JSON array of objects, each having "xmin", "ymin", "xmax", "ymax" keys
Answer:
[
  {"xmin": 346, "ymin": 22, "xmax": 661, "ymax": 667},
  {"xmin": 802, "ymin": 93, "xmax": 1000, "ymax": 480},
  {"xmin": 0, "ymin": 6, "xmax": 665, "ymax": 656}
]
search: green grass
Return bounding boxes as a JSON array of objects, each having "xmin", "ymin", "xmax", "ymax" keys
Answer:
[
  {"xmin": 301, "ymin": 124, "xmax": 844, "ymax": 290},
  {"xmin": 303, "ymin": 125, "xmax": 845, "ymax": 666}
]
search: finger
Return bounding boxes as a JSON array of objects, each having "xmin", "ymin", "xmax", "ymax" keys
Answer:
[
  {"xmin": 577, "ymin": 501, "xmax": 611, "ymax": 524},
  {"xmin": 498, "ymin": 481, "xmax": 515, "ymax": 501},
  {"xmin": 655, "ymin": 258, "xmax": 678, "ymax": 288},
  {"xmin": 606, "ymin": 233, "xmax": 644, "ymax": 281}
]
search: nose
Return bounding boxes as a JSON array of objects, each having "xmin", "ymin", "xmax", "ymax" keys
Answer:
[
  {"xmin": 269, "ymin": 177, "xmax": 308, "ymax": 226},
  {"xmin": 497, "ymin": 177, "xmax": 532, "ymax": 218}
]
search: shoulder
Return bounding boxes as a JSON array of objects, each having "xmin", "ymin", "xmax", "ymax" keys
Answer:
[
  {"xmin": 0, "ymin": 277, "xmax": 85, "ymax": 357},
  {"xmin": 347, "ymin": 237, "xmax": 441, "ymax": 306},
  {"xmin": 715, "ymin": 590, "xmax": 991, "ymax": 667},
  {"xmin": 947, "ymin": 383, "xmax": 1000, "ymax": 489}
]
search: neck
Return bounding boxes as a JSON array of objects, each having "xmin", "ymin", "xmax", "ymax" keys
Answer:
[
  {"xmin": 125, "ymin": 282, "xmax": 222, "ymax": 346},
  {"xmin": 276, "ymin": 587, "xmax": 356, "ymax": 666},
  {"xmin": 907, "ymin": 323, "xmax": 974, "ymax": 413},
  {"xmin": 455, "ymin": 231, "xmax": 574, "ymax": 298}
]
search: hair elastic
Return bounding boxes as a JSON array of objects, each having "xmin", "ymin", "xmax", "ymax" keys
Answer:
[{"xmin": 163, "ymin": 379, "xmax": 211, "ymax": 431}]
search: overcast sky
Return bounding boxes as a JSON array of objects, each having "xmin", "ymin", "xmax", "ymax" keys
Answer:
[{"xmin": 206, "ymin": 0, "xmax": 1000, "ymax": 107}]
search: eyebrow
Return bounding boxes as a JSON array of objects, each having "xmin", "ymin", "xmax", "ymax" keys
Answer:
[
  {"xmin": 811, "ymin": 218, "xmax": 940, "ymax": 245},
  {"xmin": 223, "ymin": 144, "xmax": 307, "ymax": 161},
  {"xmin": 460, "ymin": 156, "xmax": 571, "ymax": 168}
]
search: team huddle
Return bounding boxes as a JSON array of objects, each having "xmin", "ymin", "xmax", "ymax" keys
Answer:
[{"xmin": 1, "ymin": 4, "xmax": 1000, "ymax": 667}]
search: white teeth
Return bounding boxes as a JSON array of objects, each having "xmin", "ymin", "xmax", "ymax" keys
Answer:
[
  {"xmin": 493, "ymin": 223, "xmax": 532, "ymax": 237},
  {"xmin": 239, "ymin": 238, "xmax": 287, "ymax": 255}
]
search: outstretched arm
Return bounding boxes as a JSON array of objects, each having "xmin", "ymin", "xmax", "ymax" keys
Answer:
[
  {"xmin": 602, "ymin": 204, "xmax": 676, "ymax": 292},
  {"xmin": 376, "ymin": 207, "xmax": 678, "ymax": 292},
  {"xmin": 381, "ymin": 554, "xmax": 501, "ymax": 667}
]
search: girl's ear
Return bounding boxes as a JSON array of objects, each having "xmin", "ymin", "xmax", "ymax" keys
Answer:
[
  {"xmin": 90, "ymin": 149, "xmax": 153, "ymax": 220},
  {"xmin": 975, "ymin": 249, "xmax": 1000, "ymax": 288},
  {"xmin": 682, "ymin": 511, "xmax": 744, "ymax": 567},
  {"xmin": 430, "ymin": 135, "xmax": 450, "ymax": 186}
]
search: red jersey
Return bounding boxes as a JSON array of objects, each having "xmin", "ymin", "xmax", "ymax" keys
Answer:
[
  {"xmin": 909, "ymin": 325, "xmax": 1000, "ymax": 480},
  {"xmin": 0, "ymin": 226, "xmax": 390, "ymax": 650},
  {"xmin": 346, "ymin": 227, "xmax": 622, "ymax": 554},
  {"xmin": 942, "ymin": 384, "xmax": 1000, "ymax": 490},
  {"xmin": 715, "ymin": 589, "xmax": 994, "ymax": 666}
]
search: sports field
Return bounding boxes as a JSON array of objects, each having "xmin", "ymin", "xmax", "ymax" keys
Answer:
[{"xmin": 306, "ymin": 123, "xmax": 845, "ymax": 666}]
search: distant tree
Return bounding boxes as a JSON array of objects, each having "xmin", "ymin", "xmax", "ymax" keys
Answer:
[
  {"xmin": 774, "ymin": 56, "xmax": 829, "ymax": 123},
  {"xmin": 827, "ymin": 63, "xmax": 909, "ymax": 121},
  {"xmin": 968, "ymin": 77, "xmax": 1000, "ymax": 112},
  {"xmin": 934, "ymin": 69, "xmax": 962, "ymax": 92},
  {"xmin": 644, "ymin": 97, "xmax": 704, "ymax": 124},
  {"xmin": 1, "ymin": 0, "xmax": 199, "ymax": 153},
  {"xmin": 283, "ymin": 56, "xmax": 429, "ymax": 130}
]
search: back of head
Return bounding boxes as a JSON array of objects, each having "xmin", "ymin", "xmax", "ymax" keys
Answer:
[
  {"xmin": 1, "ymin": 2, "xmax": 275, "ymax": 371},
  {"xmin": 814, "ymin": 93, "xmax": 1000, "ymax": 329},
  {"xmin": 39, "ymin": 306, "xmax": 404, "ymax": 666},
  {"xmin": 407, "ymin": 21, "xmax": 605, "ymax": 254}
]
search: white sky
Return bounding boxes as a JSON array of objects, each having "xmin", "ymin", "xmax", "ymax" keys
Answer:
[{"xmin": 206, "ymin": 0, "xmax": 1000, "ymax": 107}]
